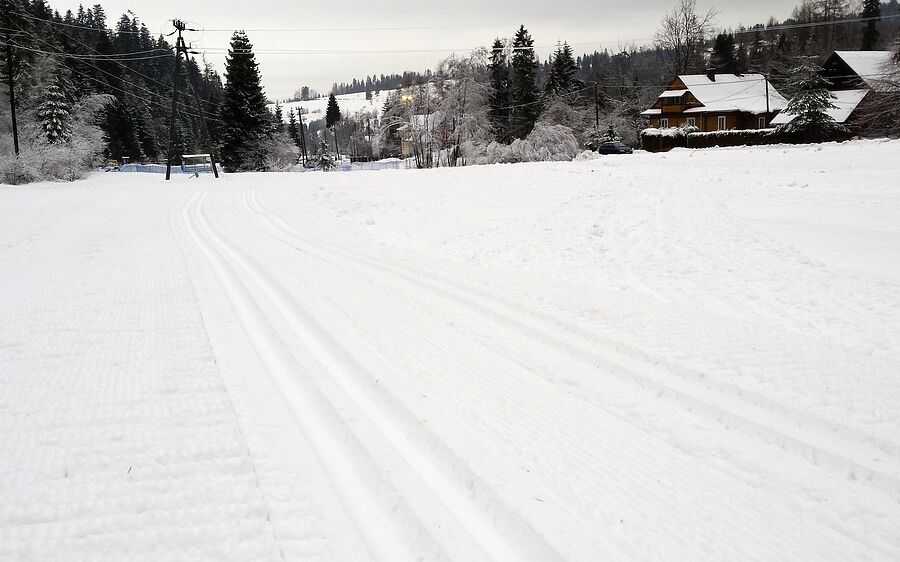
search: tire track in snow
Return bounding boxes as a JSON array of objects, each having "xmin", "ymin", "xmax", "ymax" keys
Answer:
[
  {"xmin": 186, "ymin": 191, "xmax": 563, "ymax": 562},
  {"xmin": 245, "ymin": 189, "xmax": 900, "ymax": 500}
]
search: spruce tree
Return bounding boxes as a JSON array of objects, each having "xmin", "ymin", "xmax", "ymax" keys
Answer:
[
  {"xmin": 860, "ymin": 0, "xmax": 881, "ymax": 50},
  {"xmin": 508, "ymin": 25, "xmax": 540, "ymax": 139},
  {"xmin": 488, "ymin": 38, "xmax": 510, "ymax": 142},
  {"xmin": 38, "ymin": 81, "xmax": 72, "ymax": 144},
  {"xmin": 775, "ymin": 56, "xmax": 847, "ymax": 142},
  {"xmin": 220, "ymin": 31, "xmax": 270, "ymax": 172},
  {"xmin": 545, "ymin": 43, "xmax": 580, "ymax": 96},
  {"xmin": 273, "ymin": 101, "xmax": 284, "ymax": 133},
  {"xmin": 325, "ymin": 93, "xmax": 342, "ymax": 128},
  {"xmin": 325, "ymin": 93, "xmax": 342, "ymax": 155},
  {"xmin": 711, "ymin": 33, "xmax": 739, "ymax": 73},
  {"xmin": 748, "ymin": 29, "xmax": 766, "ymax": 70},
  {"xmin": 287, "ymin": 107, "xmax": 300, "ymax": 148}
]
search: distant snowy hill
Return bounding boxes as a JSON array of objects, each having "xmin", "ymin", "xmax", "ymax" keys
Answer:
[{"xmin": 268, "ymin": 90, "xmax": 396, "ymax": 123}]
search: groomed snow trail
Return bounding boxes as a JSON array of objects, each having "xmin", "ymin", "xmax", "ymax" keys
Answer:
[{"xmin": 2, "ymin": 140, "xmax": 900, "ymax": 560}]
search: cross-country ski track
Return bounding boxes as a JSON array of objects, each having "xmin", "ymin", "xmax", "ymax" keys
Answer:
[{"xmin": 2, "ymin": 140, "xmax": 900, "ymax": 560}]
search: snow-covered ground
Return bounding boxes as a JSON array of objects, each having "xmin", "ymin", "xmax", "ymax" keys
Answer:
[
  {"xmin": 269, "ymin": 90, "xmax": 393, "ymax": 123},
  {"xmin": 2, "ymin": 140, "xmax": 899, "ymax": 560}
]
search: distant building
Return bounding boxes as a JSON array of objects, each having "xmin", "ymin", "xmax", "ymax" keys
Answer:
[
  {"xmin": 771, "ymin": 51, "xmax": 895, "ymax": 132},
  {"xmin": 641, "ymin": 72, "xmax": 788, "ymax": 132}
]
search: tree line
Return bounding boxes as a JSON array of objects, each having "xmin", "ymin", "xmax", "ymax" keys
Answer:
[{"xmin": 3, "ymin": 0, "xmax": 900, "ymax": 182}]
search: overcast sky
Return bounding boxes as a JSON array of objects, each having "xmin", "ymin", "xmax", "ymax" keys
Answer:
[{"xmin": 57, "ymin": 0, "xmax": 798, "ymax": 99}]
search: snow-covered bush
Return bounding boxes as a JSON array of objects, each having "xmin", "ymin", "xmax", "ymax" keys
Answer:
[
  {"xmin": 462, "ymin": 123, "xmax": 579, "ymax": 165},
  {"xmin": 262, "ymin": 135, "xmax": 300, "ymax": 172},
  {"xmin": 1, "ymin": 94, "xmax": 111, "ymax": 185},
  {"xmin": 639, "ymin": 126, "xmax": 698, "ymax": 151},
  {"xmin": 525, "ymin": 123, "xmax": 580, "ymax": 161},
  {"xmin": 0, "ymin": 156, "xmax": 41, "ymax": 185},
  {"xmin": 574, "ymin": 149, "xmax": 602, "ymax": 161}
]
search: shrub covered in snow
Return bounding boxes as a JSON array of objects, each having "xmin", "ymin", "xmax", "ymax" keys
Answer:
[
  {"xmin": 262, "ymin": 135, "xmax": 301, "ymax": 172},
  {"xmin": 463, "ymin": 123, "xmax": 580, "ymax": 165},
  {"xmin": 639, "ymin": 126, "xmax": 697, "ymax": 151},
  {"xmin": 685, "ymin": 128, "xmax": 789, "ymax": 149},
  {"xmin": 1, "ymin": 94, "xmax": 111, "ymax": 185}
]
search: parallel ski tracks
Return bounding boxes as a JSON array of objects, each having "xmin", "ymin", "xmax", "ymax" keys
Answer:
[
  {"xmin": 183, "ymin": 191, "xmax": 563, "ymax": 561},
  {"xmin": 242, "ymin": 188, "xmax": 900, "ymax": 501}
]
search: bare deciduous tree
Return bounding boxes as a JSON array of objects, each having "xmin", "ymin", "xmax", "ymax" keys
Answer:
[{"xmin": 654, "ymin": 0, "xmax": 717, "ymax": 74}]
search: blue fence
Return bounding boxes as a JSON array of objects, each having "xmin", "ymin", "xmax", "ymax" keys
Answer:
[{"xmin": 119, "ymin": 163, "xmax": 221, "ymax": 174}]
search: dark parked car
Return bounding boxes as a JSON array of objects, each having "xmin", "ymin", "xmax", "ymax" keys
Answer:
[{"xmin": 596, "ymin": 140, "xmax": 634, "ymax": 155}]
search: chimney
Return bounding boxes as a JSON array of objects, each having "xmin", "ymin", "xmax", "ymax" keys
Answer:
[{"xmin": 706, "ymin": 68, "xmax": 716, "ymax": 82}]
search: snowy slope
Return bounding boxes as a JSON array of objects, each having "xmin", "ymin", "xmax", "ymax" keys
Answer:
[
  {"xmin": 268, "ymin": 90, "xmax": 394, "ymax": 123},
  {"xmin": 2, "ymin": 140, "xmax": 900, "ymax": 560}
]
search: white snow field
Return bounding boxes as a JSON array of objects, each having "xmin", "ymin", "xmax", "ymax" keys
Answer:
[{"xmin": 2, "ymin": 140, "xmax": 900, "ymax": 560}]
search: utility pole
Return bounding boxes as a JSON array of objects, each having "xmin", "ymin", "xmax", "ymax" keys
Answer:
[
  {"xmin": 164, "ymin": 20, "xmax": 185, "ymax": 181},
  {"xmin": 4, "ymin": 30, "xmax": 20, "ymax": 155},
  {"xmin": 297, "ymin": 107, "xmax": 308, "ymax": 165},
  {"xmin": 165, "ymin": 19, "xmax": 219, "ymax": 180},
  {"xmin": 594, "ymin": 81, "xmax": 600, "ymax": 132},
  {"xmin": 189, "ymin": 80, "xmax": 219, "ymax": 178},
  {"xmin": 764, "ymin": 73, "xmax": 770, "ymax": 115}
]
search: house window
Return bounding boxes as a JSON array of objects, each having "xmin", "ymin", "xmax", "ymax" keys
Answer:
[
  {"xmin": 686, "ymin": 117, "xmax": 696, "ymax": 127},
  {"xmin": 717, "ymin": 116, "xmax": 727, "ymax": 130},
  {"xmin": 659, "ymin": 118, "xmax": 669, "ymax": 128},
  {"xmin": 758, "ymin": 116, "xmax": 766, "ymax": 129}
]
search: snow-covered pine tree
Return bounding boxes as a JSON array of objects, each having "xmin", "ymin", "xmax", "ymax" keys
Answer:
[
  {"xmin": 509, "ymin": 25, "xmax": 540, "ymax": 139},
  {"xmin": 488, "ymin": 38, "xmax": 511, "ymax": 142},
  {"xmin": 314, "ymin": 138, "xmax": 336, "ymax": 171},
  {"xmin": 38, "ymin": 81, "xmax": 72, "ymax": 144},
  {"xmin": 220, "ymin": 31, "xmax": 271, "ymax": 172},
  {"xmin": 545, "ymin": 43, "xmax": 580, "ymax": 97},
  {"xmin": 775, "ymin": 56, "xmax": 848, "ymax": 142}
]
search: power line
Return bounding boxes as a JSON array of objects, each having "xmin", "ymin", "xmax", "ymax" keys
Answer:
[
  {"xmin": 200, "ymin": 23, "xmax": 523, "ymax": 33},
  {"xmin": 2, "ymin": 40, "xmax": 172, "ymax": 61},
  {"xmin": 10, "ymin": 23, "xmax": 222, "ymax": 123},
  {"xmin": 7, "ymin": 6, "xmax": 222, "ymax": 122},
  {"xmin": 730, "ymin": 13, "xmax": 900, "ymax": 37}
]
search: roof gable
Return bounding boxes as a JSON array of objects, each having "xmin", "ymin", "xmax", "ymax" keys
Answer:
[
  {"xmin": 829, "ymin": 51, "xmax": 894, "ymax": 92},
  {"xmin": 770, "ymin": 89, "xmax": 870, "ymax": 125}
]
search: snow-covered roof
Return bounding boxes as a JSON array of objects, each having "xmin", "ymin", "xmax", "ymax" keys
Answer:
[
  {"xmin": 770, "ymin": 89, "xmax": 870, "ymax": 125},
  {"xmin": 641, "ymin": 108, "xmax": 662, "ymax": 115},
  {"xmin": 659, "ymin": 89, "xmax": 689, "ymax": 98},
  {"xmin": 831, "ymin": 51, "xmax": 895, "ymax": 92},
  {"xmin": 674, "ymin": 74, "xmax": 788, "ymax": 114}
]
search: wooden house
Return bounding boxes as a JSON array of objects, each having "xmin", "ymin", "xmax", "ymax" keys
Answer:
[
  {"xmin": 771, "ymin": 51, "xmax": 894, "ymax": 132},
  {"xmin": 642, "ymin": 72, "xmax": 788, "ymax": 131}
]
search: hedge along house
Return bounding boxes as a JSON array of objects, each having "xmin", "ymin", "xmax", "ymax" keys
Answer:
[
  {"xmin": 771, "ymin": 51, "xmax": 895, "ymax": 133},
  {"xmin": 641, "ymin": 72, "xmax": 788, "ymax": 132}
]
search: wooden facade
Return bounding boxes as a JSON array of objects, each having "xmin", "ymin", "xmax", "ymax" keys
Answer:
[{"xmin": 643, "ymin": 76, "xmax": 781, "ymax": 132}]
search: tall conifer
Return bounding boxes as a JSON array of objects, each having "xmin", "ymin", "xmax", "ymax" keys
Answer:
[
  {"xmin": 220, "ymin": 31, "xmax": 270, "ymax": 171},
  {"xmin": 488, "ymin": 38, "xmax": 511, "ymax": 142},
  {"xmin": 860, "ymin": 0, "xmax": 881, "ymax": 50},
  {"xmin": 508, "ymin": 25, "xmax": 540, "ymax": 139}
]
